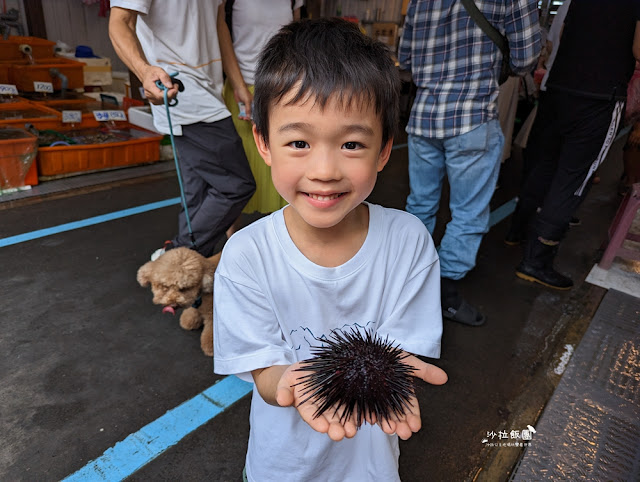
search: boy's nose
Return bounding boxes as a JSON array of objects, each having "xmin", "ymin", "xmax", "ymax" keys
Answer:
[{"xmin": 307, "ymin": 148, "xmax": 341, "ymax": 181}]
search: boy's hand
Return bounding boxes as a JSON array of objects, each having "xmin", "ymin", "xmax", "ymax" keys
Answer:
[
  {"xmin": 376, "ymin": 353, "xmax": 448, "ymax": 440},
  {"xmin": 275, "ymin": 363, "xmax": 359, "ymax": 442}
]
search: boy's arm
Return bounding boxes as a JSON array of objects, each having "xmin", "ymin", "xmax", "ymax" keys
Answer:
[
  {"xmin": 217, "ymin": 2, "xmax": 253, "ymax": 120},
  {"xmin": 108, "ymin": 7, "xmax": 178, "ymax": 104}
]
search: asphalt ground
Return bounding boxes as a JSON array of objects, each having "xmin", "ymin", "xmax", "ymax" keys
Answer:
[{"xmin": 0, "ymin": 136, "xmax": 626, "ymax": 481}]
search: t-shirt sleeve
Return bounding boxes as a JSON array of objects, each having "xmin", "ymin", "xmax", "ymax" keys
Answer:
[
  {"xmin": 213, "ymin": 245, "xmax": 295, "ymax": 382},
  {"xmin": 376, "ymin": 212, "xmax": 442, "ymax": 359},
  {"xmin": 109, "ymin": 0, "xmax": 151, "ymax": 14},
  {"xmin": 379, "ymin": 257, "xmax": 442, "ymax": 359}
]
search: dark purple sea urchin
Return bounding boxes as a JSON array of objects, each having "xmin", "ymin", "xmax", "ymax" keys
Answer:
[{"xmin": 294, "ymin": 329, "xmax": 416, "ymax": 427}]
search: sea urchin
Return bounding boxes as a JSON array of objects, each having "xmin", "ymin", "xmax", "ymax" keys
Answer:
[{"xmin": 294, "ymin": 328, "xmax": 416, "ymax": 427}]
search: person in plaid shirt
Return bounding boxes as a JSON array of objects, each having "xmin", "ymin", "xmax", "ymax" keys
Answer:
[{"xmin": 399, "ymin": 0, "xmax": 540, "ymax": 326}]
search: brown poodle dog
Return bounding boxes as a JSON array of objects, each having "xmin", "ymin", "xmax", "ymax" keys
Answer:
[{"xmin": 137, "ymin": 247, "xmax": 221, "ymax": 357}]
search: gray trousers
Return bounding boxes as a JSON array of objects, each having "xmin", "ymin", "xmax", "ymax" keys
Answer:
[{"xmin": 172, "ymin": 117, "xmax": 255, "ymax": 257}]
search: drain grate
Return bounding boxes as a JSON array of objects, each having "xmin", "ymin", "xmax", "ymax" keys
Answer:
[{"xmin": 512, "ymin": 289, "xmax": 640, "ymax": 481}]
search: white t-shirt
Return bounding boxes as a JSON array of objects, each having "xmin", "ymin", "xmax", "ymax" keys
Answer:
[
  {"xmin": 214, "ymin": 203, "xmax": 442, "ymax": 482},
  {"xmin": 230, "ymin": 0, "xmax": 304, "ymax": 84},
  {"xmin": 110, "ymin": 0, "xmax": 230, "ymax": 134}
]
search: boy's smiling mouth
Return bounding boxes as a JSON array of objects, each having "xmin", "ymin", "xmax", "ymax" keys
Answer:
[{"xmin": 305, "ymin": 192, "xmax": 346, "ymax": 201}]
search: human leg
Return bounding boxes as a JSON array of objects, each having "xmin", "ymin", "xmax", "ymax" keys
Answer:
[
  {"xmin": 438, "ymin": 120, "xmax": 504, "ymax": 326},
  {"xmin": 439, "ymin": 119, "xmax": 504, "ymax": 279},
  {"xmin": 405, "ymin": 134, "xmax": 446, "ymax": 235},
  {"xmin": 172, "ymin": 119, "xmax": 256, "ymax": 257},
  {"xmin": 516, "ymin": 97, "xmax": 622, "ymax": 288},
  {"xmin": 506, "ymin": 92, "xmax": 563, "ymax": 245}
]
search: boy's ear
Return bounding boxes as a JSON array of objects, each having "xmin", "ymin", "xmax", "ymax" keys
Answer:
[
  {"xmin": 377, "ymin": 138, "xmax": 393, "ymax": 172},
  {"xmin": 253, "ymin": 125, "xmax": 272, "ymax": 166}
]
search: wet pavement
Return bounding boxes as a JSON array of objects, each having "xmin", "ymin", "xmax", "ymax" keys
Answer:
[{"xmin": 1, "ymin": 133, "xmax": 637, "ymax": 481}]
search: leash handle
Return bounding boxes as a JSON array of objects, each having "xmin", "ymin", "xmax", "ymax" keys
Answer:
[{"xmin": 155, "ymin": 71, "xmax": 184, "ymax": 106}]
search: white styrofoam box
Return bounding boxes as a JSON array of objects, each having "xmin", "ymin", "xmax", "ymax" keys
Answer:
[
  {"xmin": 56, "ymin": 53, "xmax": 112, "ymax": 86},
  {"xmin": 128, "ymin": 105, "xmax": 160, "ymax": 134}
]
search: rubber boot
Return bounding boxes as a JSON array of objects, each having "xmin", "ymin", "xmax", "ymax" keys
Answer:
[{"xmin": 515, "ymin": 238, "xmax": 573, "ymax": 290}]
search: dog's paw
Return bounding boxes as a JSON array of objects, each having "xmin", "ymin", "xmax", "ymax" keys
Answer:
[
  {"xmin": 180, "ymin": 308, "xmax": 203, "ymax": 330},
  {"xmin": 201, "ymin": 324, "xmax": 213, "ymax": 357},
  {"xmin": 201, "ymin": 341, "xmax": 213, "ymax": 357}
]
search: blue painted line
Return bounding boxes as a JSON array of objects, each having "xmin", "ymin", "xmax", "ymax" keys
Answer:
[
  {"xmin": 489, "ymin": 197, "xmax": 517, "ymax": 228},
  {"xmin": 62, "ymin": 376, "xmax": 252, "ymax": 482},
  {"xmin": 0, "ymin": 198, "xmax": 180, "ymax": 248}
]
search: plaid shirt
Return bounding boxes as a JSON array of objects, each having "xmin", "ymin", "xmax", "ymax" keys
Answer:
[{"xmin": 399, "ymin": 0, "xmax": 541, "ymax": 138}]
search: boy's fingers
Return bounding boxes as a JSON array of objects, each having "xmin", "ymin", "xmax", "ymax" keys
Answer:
[
  {"xmin": 343, "ymin": 420, "xmax": 358, "ymax": 439},
  {"xmin": 327, "ymin": 422, "xmax": 346, "ymax": 441},
  {"xmin": 395, "ymin": 422, "xmax": 414, "ymax": 440},
  {"xmin": 404, "ymin": 355, "xmax": 448, "ymax": 385},
  {"xmin": 300, "ymin": 408, "xmax": 329, "ymax": 434},
  {"xmin": 380, "ymin": 417, "xmax": 397, "ymax": 435},
  {"xmin": 406, "ymin": 412, "xmax": 422, "ymax": 433},
  {"xmin": 275, "ymin": 385, "xmax": 294, "ymax": 407}
]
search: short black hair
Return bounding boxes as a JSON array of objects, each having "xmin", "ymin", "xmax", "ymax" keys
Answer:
[{"xmin": 253, "ymin": 18, "xmax": 400, "ymax": 147}]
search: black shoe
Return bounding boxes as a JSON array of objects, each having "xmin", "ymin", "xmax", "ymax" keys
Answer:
[
  {"xmin": 515, "ymin": 261, "xmax": 573, "ymax": 290},
  {"xmin": 569, "ymin": 217, "xmax": 581, "ymax": 227},
  {"xmin": 442, "ymin": 299, "xmax": 486, "ymax": 326},
  {"xmin": 441, "ymin": 277, "xmax": 486, "ymax": 326}
]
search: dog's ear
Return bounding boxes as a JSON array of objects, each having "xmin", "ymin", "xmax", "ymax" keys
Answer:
[
  {"xmin": 201, "ymin": 272, "xmax": 214, "ymax": 293},
  {"xmin": 137, "ymin": 262, "xmax": 154, "ymax": 287}
]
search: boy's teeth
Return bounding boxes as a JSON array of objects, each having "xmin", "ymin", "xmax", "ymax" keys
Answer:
[{"xmin": 309, "ymin": 193, "xmax": 340, "ymax": 201}]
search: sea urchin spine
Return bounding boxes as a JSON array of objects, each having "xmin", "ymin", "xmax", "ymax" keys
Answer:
[{"xmin": 294, "ymin": 328, "xmax": 416, "ymax": 428}]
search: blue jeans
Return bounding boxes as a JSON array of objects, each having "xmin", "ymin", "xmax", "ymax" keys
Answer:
[{"xmin": 406, "ymin": 120, "xmax": 504, "ymax": 280}]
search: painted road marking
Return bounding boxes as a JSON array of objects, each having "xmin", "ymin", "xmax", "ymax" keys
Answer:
[
  {"xmin": 62, "ymin": 376, "xmax": 252, "ymax": 482},
  {"xmin": 0, "ymin": 198, "xmax": 180, "ymax": 248},
  {"xmin": 489, "ymin": 197, "xmax": 518, "ymax": 228}
]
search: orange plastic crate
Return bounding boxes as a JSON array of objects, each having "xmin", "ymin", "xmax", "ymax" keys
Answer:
[
  {"xmin": 0, "ymin": 63, "xmax": 9, "ymax": 83},
  {"xmin": 0, "ymin": 36, "xmax": 56, "ymax": 61},
  {"xmin": 37, "ymin": 124, "xmax": 162, "ymax": 177},
  {"xmin": 0, "ymin": 127, "xmax": 38, "ymax": 189},
  {"xmin": 23, "ymin": 159, "xmax": 38, "ymax": 186},
  {"xmin": 0, "ymin": 101, "xmax": 61, "ymax": 129},
  {"xmin": 8, "ymin": 57, "xmax": 86, "ymax": 91}
]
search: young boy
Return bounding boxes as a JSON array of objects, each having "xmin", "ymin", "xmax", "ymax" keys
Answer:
[{"xmin": 213, "ymin": 18, "xmax": 447, "ymax": 482}]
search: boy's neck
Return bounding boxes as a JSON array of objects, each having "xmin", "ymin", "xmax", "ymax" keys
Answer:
[{"xmin": 283, "ymin": 203, "xmax": 370, "ymax": 268}]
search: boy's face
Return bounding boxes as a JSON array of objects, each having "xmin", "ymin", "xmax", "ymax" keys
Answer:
[{"xmin": 253, "ymin": 92, "xmax": 392, "ymax": 233}]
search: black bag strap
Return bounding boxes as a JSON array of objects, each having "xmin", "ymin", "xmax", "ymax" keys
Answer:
[{"xmin": 460, "ymin": 0, "xmax": 508, "ymax": 56}]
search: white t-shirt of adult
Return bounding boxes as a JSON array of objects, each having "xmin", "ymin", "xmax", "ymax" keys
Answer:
[
  {"xmin": 214, "ymin": 203, "xmax": 442, "ymax": 482},
  {"xmin": 110, "ymin": 0, "xmax": 230, "ymax": 134},
  {"xmin": 231, "ymin": 0, "xmax": 304, "ymax": 85}
]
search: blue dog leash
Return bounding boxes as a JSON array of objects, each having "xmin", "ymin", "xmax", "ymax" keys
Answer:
[{"xmin": 155, "ymin": 72, "xmax": 197, "ymax": 249}]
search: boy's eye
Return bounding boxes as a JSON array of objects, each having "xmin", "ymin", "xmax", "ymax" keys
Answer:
[
  {"xmin": 289, "ymin": 140, "xmax": 309, "ymax": 149},
  {"xmin": 342, "ymin": 141, "xmax": 363, "ymax": 150}
]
